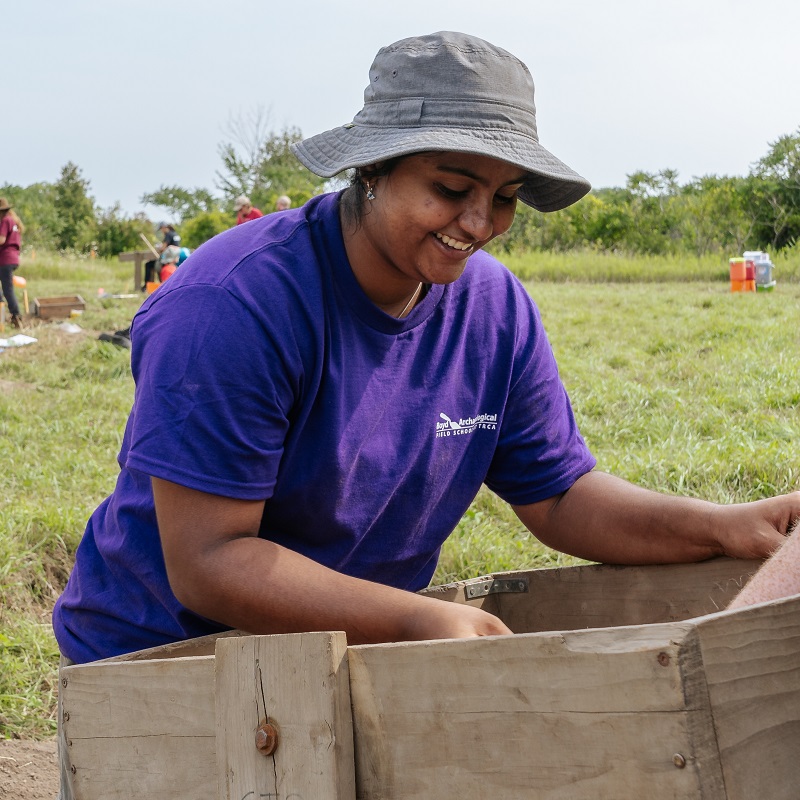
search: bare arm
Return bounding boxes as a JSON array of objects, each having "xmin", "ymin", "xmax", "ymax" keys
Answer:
[
  {"xmin": 513, "ymin": 470, "xmax": 800, "ymax": 565},
  {"xmin": 728, "ymin": 521, "xmax": 800, "ymax": 609},
  {"xmin": 152, "ymin": 477, "xmax": 511, "ymax": 644}
]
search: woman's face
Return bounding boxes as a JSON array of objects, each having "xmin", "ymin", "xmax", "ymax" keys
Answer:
[{"xmin": 354, "ymin": 152, "xmax": 527, "ymax": 289}]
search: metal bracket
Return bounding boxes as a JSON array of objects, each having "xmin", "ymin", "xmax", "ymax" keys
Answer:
[{"xmin": 465, "ymin": 577, "xmax": 529, "ymax": 600}]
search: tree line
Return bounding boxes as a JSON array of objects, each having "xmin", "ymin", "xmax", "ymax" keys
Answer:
[
  {"xmin": 496, "ymin": 129, "xmax": 800, "ymax": 258},
  {"xmin": 2, "ymin": 117, "xmax": 799, "ymax": 259}
]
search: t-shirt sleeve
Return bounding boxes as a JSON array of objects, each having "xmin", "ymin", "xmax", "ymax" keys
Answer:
[
  {"xmin": 124, "ymin": 283, "xmax": 299, "ymax": 500},
  {"xmin": 485, "ymin": 284, "xmax": 595, "ymax": 505}
]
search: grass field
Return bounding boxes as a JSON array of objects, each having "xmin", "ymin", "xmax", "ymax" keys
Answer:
[
  {"xmin": 501, "ymin": 246, "xmax": 800, "ymax": 283},
  {"xmin": 1, "ymin": 250, "xmax": 799, "ymax": 739}
]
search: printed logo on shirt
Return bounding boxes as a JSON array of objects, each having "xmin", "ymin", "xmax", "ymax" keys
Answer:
[{"xmin": 435, "ymin": 411, "xmax": 497, "ymax": 438}]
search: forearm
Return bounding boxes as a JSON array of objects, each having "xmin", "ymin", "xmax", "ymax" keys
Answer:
[
  {"xmin": 516, "ymin": 470, "xmax": 741, "ymax": 564},
  {"xmin": 525, "ymin": 471, "xmax": 722, "ymax": 564},
  {"xmin": 153, "ymin": 477, "xmax": 509, "ymax": 643},
  {"xmin": 170, "ymin": 535, "xmax": 446, "ymax": 644},
  {"xmin": 516, "ymin": 471, "xmax": 798, "ymax": 565}
]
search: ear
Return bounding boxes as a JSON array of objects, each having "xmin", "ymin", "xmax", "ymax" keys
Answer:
[{"xmin": 360, "ymin": 163, "xmax": 382, "ymax": 180}]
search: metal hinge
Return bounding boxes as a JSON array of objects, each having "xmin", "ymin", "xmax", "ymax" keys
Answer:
[{"xmin": 465, "ymin": 577, "xmax": 529, "ymax": 600}]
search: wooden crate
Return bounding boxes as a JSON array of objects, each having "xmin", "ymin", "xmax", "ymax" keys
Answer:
[
  {"xmin": 60, "ymin": 557, "xmax": 800, "ymax": 800},
  {"xmin": 34, "ymin": 294, "xmax": 86, "ymax": 320}
]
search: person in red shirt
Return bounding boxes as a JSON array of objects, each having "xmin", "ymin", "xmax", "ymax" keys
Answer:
[
  {"xmin": 158, "ymin": 245, "xmax": 182, "ymax": 282},
  {"xmin": 0, "ymin": 198, "xmax": 24, "ymax": 328},
  {"xmin": 234, "ymin": 195, "xmax": 264, "ymax": 225}
]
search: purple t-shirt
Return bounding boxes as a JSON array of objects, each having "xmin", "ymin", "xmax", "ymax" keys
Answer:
[
  {"xmin": 53, "ymin": 191, "xmax": 595, "ymax": 663},
  {"xmin": 0, "ymin": 214, "xmax": 21, "ymax": 265}
]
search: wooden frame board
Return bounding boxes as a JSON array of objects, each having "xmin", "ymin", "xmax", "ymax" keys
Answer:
[{"xmin": 59, "ymin": 558, "xmax": 799, "ymax": 800}]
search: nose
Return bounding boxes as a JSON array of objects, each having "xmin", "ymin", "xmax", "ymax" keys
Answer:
[{"xmin": 458, "ymin": 198, "xmax": 494, "ymax": 241}]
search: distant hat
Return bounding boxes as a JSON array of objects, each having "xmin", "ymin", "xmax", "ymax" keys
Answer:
[
  {"xmin": 233, "ymin": 195, "xmax": 251, "ymax": 211},
  {"xmin": 292, "ymin": 31, "xmax": 590, "ymax": 212},
  {"xmin": 155, "ymin": 221, "xmax": 171, "ymax": 231},
  {"xmin": 0, "ymin": 198, "xmax": 12, "ymax": 212}
]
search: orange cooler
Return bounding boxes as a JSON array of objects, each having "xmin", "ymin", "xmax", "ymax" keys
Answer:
[
  {"xmin": 729, "ymin": 257, "xmax": 756, "ymax": 292},
  {"xmin": 729, "ymin": 257, "xmax": 746, "ymax": 281}
]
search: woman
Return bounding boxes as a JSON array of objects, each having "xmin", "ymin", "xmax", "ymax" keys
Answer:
[
  {"xmin": 53, "ymin": 31, "xmax": 800, "ymax": 664},
  {"xmin": 142, "ymin": 222, "xmax": 181, "ymax": 290},
  {"xmin": 157, "ymin": 244, "xmax": 182, "ymax": 282},
  {"xmin": 0, "ymin": 198, "xmax": 24, "ymax": 328}
]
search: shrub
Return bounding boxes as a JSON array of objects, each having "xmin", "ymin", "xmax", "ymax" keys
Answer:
[{"xmin": 181, "ymin": 210, "xmax": 236, "ymax": 249}]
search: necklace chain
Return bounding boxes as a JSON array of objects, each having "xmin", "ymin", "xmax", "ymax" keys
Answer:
[{"xmin": 397, "ymin": 282, "xmax": 424, "ymax": 318}]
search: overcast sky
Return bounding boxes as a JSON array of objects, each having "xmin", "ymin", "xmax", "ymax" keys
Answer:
[{"xmin": 6, "ymin": 0, "xmax": 799, "ymax": 217}]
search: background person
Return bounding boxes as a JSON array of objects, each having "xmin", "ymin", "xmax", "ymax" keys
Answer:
[
  {"xmin": 234, "ymin": 194, "xmax": 263, "ymax": 224},
  {"xmin": 54, "ymin": 30, "xmax": 800, "ymax": 667},
  {"xmin": 0, "ymin": 198, "xmax": 25, "ymax": 328},
  {"xmin": 275, "ymin": 194, "xmax": 292, "ymax": 211},
  {"xmin": 158, "ymin": 245, "xmax": 182, "ymax": 282},
  {"xmin": 143, "ymin": 222, "xmax": 182, "ymax": 290}
]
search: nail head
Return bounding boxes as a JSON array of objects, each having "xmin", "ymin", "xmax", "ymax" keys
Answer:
[{"xmin": 255, "ymin": 721, "xmax": 279, "ymax": 756}]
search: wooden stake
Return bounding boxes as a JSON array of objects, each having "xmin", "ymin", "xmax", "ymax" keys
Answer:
[
  {"xmin": 215, "ymin": 632, "xmax": 355, "ymax": 800},
  {"xmin": 139, "ymin": 232, "xmax": 161, "ymax": 259}
]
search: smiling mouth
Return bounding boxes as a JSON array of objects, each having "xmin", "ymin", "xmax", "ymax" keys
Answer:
[{"xmin": 434, "ymin": 231, "xmax": 474, "ymax": 252}]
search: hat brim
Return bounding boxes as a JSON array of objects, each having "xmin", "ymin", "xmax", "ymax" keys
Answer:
[{"xmin": 292, "ymin": 124, "xmax": 590, "ymax": 212}]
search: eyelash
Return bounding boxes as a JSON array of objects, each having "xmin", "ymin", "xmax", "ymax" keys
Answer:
[
  {"xmin": 436, "ymin": 184, "xmax": 467, "ymax": 200},
  {"xmin": 435, "ymin": 184, "xmax": 517, "ymax": 205}
]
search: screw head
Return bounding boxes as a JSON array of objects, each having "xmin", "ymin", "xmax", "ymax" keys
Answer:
[
  {"xmin": 673, "ymin": 753, "xmax": 687, "ymax": 769},
  {"xmin": 657, "ymin": 652, "xmax": 671, "ymax": 667},
  {"xmin": 255, "ymin": 721, "xmax": 279, "ymax": 756}
]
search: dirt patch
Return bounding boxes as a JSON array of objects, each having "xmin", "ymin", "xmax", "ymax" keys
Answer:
[
  {"xmin": 0, "ymin": 378, "xmax": 37, "ymax": 392},
  {"xmin": 0, "ymin": 738, "xmax": 59, "ymax": 800}
]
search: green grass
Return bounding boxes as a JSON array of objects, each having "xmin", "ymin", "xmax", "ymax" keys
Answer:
[
  {"xmin": 1, "ymin": 253, "xmax": 140, "ymax": 738},
  {"xmin": 542, "ymin": 282, "xmax": 800, "ymax": 498},
  {"xmin": 435, "ymin": 281, "xmax": 800, "ymax": 583},
  {"xmin": 500, "ymin": 246, "xmax": 800, "ymax": 284},
  {"xmin": 2, "ymin": 251, "xmax": 799, "ymax": 738}
]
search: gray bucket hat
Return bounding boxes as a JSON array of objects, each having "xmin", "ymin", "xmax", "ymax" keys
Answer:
[{"xmin": 292, "ymin": 31, "xmax": 590, "ymax": 212}]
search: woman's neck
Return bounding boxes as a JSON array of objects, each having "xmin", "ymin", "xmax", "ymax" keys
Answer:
[{"xmin": 340, "ymin": 198, "xmax": 425, "ymax": 317}]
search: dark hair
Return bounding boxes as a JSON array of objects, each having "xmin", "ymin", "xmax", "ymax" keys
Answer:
[{"xmin": 339, "ymin": 157, "xmax": 405, "ymax": 228}]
